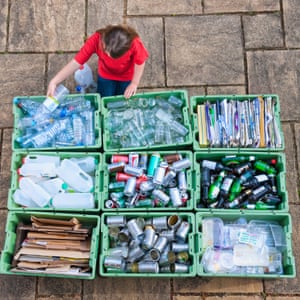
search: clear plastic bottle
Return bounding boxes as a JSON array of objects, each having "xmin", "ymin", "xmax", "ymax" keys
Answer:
[
  {"xmin": 74, "ymin": 63, "xmax": 97, "ymax": 93},
  {"xmin": 81, "ymin": 110, "xmax": 95, "ymax": 146},
  {"xmin": 21, "ymin": 119, "xmax": 68, "ymax": 148},
  {"xmin": 19, "ymin": 177, "xmax": 52, "ymax": 207},
  {"xmin": 34, "ymin": 84, "xmax": 69, "ymax": 122},
  {"xmin": 13, "ymin": 97, "xmax": 40, "ymax": 116},
  {"xmin": 56, "ymin": 159, "xmax": 94, "ymax": 192},
  {"xmin": 72, "ymin": 114, "xmax": 85, "ymax": 145},
  {"xmin": 51, "ymin": 192, "xmax": 95, "ymax": 209}
]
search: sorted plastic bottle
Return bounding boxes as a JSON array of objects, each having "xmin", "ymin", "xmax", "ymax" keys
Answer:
[
  {"xmin": 56, "ymin": 159, "xmax": 94, "ymax": 192},
  {"xmin": 72, "ymin": 114, "xmax": 85, "ymax": 146},
  {"xmin": 74, "ymin": 63, "xmax": 97, "ymax": 93},
  {"xmin": 81, "ymin": 110, "xmax": 95, "ymax": 146},
  {"xmin": 38, "ymin": 178, "xmax": 68, "ymax": 197},
  {"xmin": 13, "ymin": 189, "xmax": 38, "ymax": 207},
  {"xmin": 19, "ymin": 177, "xmax": 52, "ymax": 207},
  {"xmin": 18, "ymin": 162, "xmax": 57, "ymax": 178},
  {"xmin": 13, "ymin": 97, "xmax": 41, "ymax": 116}
]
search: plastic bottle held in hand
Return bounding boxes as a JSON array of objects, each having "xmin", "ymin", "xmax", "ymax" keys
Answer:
[
  {"xmin": 51, "ymin": 193, "xmax": 95, "ymax": 209},
  {"xmin": 19, "ymin": 177, "xmax": 52, "ymax": 207},
  {"xmin": 34, "ymin": 84, "xmax": 69, "ymax": 121},
  {"xmin": 74, "ymin": 63, "xmax": 97, "ymax": 93},
  {"xmin": 56, "ymin": 159, "xmax": 94, "ymax": 192}
]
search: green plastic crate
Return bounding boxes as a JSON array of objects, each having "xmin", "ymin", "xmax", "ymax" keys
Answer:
[
  {"xmin": 101, "ymin": 90, "xmax": 193, "ymax": 152},
  {"xmin": 102, "ymin": 151, "xmax": 194, "ymax": 211},
  {"xmin": 190, "ymin": 94, "xmax": 284, "ymax": 152},
  {"xmin": 196, "ymin": 211, "xmax": 295, "ymax": 278},
  {"xmin": 0, "ymin": 211, "xmax": 100, "ymax": 280},
  {"xmin": 193, "ymin": 151, "xmax": 288, "ymax": 212},
  {"xmin": 12, "ymin": 93, "xmax": 102, "ymax": 151},
  {"xmin": 100, "ymin": 212, "xmax": 196, "ymax": 277},
  {"xmin": 8, "ymin": 151, "xmax": 103, "ymax": 213}
]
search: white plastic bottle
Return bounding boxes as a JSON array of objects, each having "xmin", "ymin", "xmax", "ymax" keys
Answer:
[
  {"xmin": 19, "ymin": 177, "xmax": 52, "ymax": 207},
  {"xmin": 56, "ymin": 159, "xmax": 94, "ymax": 192},
  {"xmin": 69, "ymin": 156, "xmax": 97, "ymax": 173},
  {"xmin": 13, "ymin": 189, "xmax": 39, "ymax": 207},
  {"xmin": 51, "ymin": 193, "xmax": 95, "ymax": 209},
  {"xmin": 38, "ymin": 178, "xmax": 68, "ymax": 197},
  {"xmin": 18, "ymin": 162, "xmax": 57, "ymax": 178},
  {"xmin": 74, "ymin": 63, "xmax": 97, "ymax": 93}
]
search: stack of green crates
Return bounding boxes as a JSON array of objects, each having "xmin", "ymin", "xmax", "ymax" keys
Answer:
[
  {"xmin": 0, "ymin": 93, "xmax": 102, "ymax": 280},
  {"xmin": 190, "ymin": 94, "xmax": 295, "ymax": 278}
]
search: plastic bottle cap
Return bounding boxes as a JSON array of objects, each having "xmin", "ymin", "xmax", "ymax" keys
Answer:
[
  {"xmin": 79, "ymin": 65, "xmax": 84, "ymax": 70},
  {"xmin": 76, "ymin": 85, "xmax": 82, "ymax": 92},
  {"xmin": 61, "ymin": 183, "xmax": 68, "ymax": 190},
  {"xmin": 17, "ymin": 168, "xmax": 21, "ymax": 175}
]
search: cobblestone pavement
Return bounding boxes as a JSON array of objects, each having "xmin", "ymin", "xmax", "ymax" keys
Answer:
[{"xmin": 0, "ymin": 1, "xmax": 300, "ymax": 299}]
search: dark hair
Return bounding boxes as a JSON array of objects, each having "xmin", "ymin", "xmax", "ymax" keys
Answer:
[{"xmin": 97, "ymin": 25, "xmax": 139, "ymax": 58}]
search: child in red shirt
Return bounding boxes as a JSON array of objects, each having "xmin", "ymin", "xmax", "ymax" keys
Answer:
[{"xmin": 47, "ymin": 24, "xmax": 149, "ymax": 98}]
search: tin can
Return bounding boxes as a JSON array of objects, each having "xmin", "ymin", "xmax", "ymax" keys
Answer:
[
  {"xmin": 106, "ymin": 215, "xmax": 126, "ymax": 227},
  {"xmin": 127, "ymin": 218, "xmax": 144, "ymax": 241},
  {"xmin": 171, "ymin": 242, "xmax": 189, "ymax": 253},
  {"xmin": 138, "ymin": 153, "xmax": 148, "ymax": 170},
  {"xmin": 127, "ymin": 246, "xmax": 145, "ymax": 263},
  {"xmin": 107, "ymin": 161, "xmax": 125, "ymax": 173},
  {"xmin": 105, "ymin": 199, "xmax": 118, "ymax": 209},
  {"xmin": 171, "ymin": 263, "xmax": 189, "ymax": 273},
  {"xmin": 108, "ymin": 181, "xmax": 126, "ymax": 191},
  {"xmin": 167, "ymin": 215, "xmax": 182, "ymax": 230},
  {"xmin": 147, "ymin": 153, "xmax": 161, "ymax": 177},
  {"xmin": 135, "ymin": 198, "xmax": 154, "ymax": 208},
  {"xmin": 175, "ymin": 221, "xmax": 190, "ymax": 242},
  {"xmin": 124, "ymin": 177, "xmax": 136, "ymax": 197},
  {"xmin": 124, "ymin": 165, "xmax": 144, "ymax": 177},
  {"xmin": 177, "ymin": 170, "xmax": 187, "ymax": 191},
  {"xmin": 129, "ymin": 152, "xmax": 139, "ymax": 167},
  {"xmin": 142, "ymin": 225, "xmax": 156, "ymax": 250},
  {"xmin": 153, "ymin": 161, "xmax": 168, "ymax": 185},
  {"xmin": 163, "ymin": 153, "xmax": 182, "ymax": 164},
  {"xmin": 104, "ymin": 255, "xmax": 125, "ymax": 270},
  {"xmin": 169, "ymin": 187, "xmax": 183, "ymax": 207},
  {"xmin": 116, "ymin": 172, "xmax": 133, "ymax": 182},
  {"xmin": 152, "ymin": 216, "xmax": 168, "ymax": 231},
  {"xmin": 152, "ymin": 189, "xmax": 170, "ymax": 206},
  {"xmin": 139, "ymin": 180, "xmax": 155, "ymax": 193},
  {"xmin": 172, "ymin": 158, "xmax": 191, "ymax": 172},
  {"xmin": 162, "ymin": 169, "xmax": 177, "ymax": 187},
  {"xmin": 137, "ymin": 261, "xmax": 159, "ymax": 273},
  {"xmin": 111, "ymin": 154, "xmax": 129, "ymax": 164}
]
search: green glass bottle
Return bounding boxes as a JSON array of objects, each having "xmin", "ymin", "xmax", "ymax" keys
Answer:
[
  {"xmin": 221, "ymin": 155, "xmax": 256, "ymax": 166},
  {"xmin": 208, "ymin": 171, "xmax": 226, "ymax": 203},
  {"xmin": 253, "ymin": 160, "xmax": 277, "ymax": 175}
]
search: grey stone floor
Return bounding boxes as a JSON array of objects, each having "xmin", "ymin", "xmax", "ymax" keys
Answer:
[{"xmin": 0, "ymin": 1, "xmax": 300, "ymax": 299}]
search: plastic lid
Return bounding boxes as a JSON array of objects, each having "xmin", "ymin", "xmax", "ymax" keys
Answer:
[
  {"xmin": 79, "ymin": 65, "xmax": 84, "ymax": 70},
  {"xmin": 76, "ymin": 85, "xmax": 82, "ymax": 92}
]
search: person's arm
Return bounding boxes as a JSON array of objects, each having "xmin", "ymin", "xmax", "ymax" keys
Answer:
[
  {"xmin": 124, "ymin": 62, "xmax": 146, "ymax": 99},
  {"xmin": 47, "ymin": 59, "xmax": 81, "ymax": 96}
]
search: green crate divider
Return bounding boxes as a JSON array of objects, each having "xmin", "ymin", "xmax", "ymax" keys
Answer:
[
  {"xmin": 12, "ymin": 93, "xmax": 102, "ymax": 151},
  {"xmin": 190, "ymin": 94, "xmax": 284, "ymax": 152},
  {"xmin": 100, "ymin": 212, "xmax": 196, "ymax": 277},
  {"xmin": 193, "ymin": 151, "xmax": 288, "ymax": 212},
  {"xmin": 102, "ymin": 151, "xmax": 194, "ymax": 211},
  {"xmin": 101, "ymin": 90, "xmax": 193, "ymax": 152},
  {"xmin": 0, "ymin": 211, "xmax": 100, "ymax": 280},
  {"xmin": 8, "ymin": 151, "xmax": 102, "ymax": 213},
  {"xmin": 196, "ymin": 211, "xmax": 296, "ymax": 278}
]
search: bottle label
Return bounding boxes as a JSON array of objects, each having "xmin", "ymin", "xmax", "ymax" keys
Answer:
[
  {"xmin": 255, "ymin": 174, "xmax": 269, "ymax": 183},
  {"xmin": 43, "ymin": 96, "xmax": 59, "ymax": 112},
  {"xmin": 202, "ymin": 160, "xmax": 217, "ymax": 170}
]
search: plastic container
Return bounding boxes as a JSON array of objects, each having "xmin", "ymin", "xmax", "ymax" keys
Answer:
[
  {"xmin": 193, "ymin": 151, "xmax": 288, "ymax": 212},
  {"xmin": 196, "ymin": 211, "xmax": 295, "ymax": 278},
  {"xmin": 12, "ymin": 93, "xmax": 101, "ymax": 151},
  {"xmin": 8, "ymin": 151, "xmax": 102, "ymax": 213},
  {"xmin": 100, "ymin": 212, "xmax": 196, "ymax": 277},
  {"xmin": 102, "ymin": 151, "xmax": 194, "ymax": 211},
  {"xmin": 0, "ymin": 211, "xmax": 100, "ymax": 280},
  {"xmin": 190, "ymin": 94, "xmax": 284, "ymax": 152},
  {"xmin": 74, "ymin": 63, "xmax": 97, "ymax": 94},
  {"xmin": 101, "ymin": 90, "xmax": 193, "ymax": 152}
]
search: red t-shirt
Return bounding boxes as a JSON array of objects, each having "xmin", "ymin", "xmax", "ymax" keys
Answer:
[{"xmin": 74, "ymin": 32, "xmax": 149, "ymax": 81}]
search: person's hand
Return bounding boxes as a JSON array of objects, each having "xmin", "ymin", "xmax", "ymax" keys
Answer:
[
  {"xmin": 124, "ymin": 82, "xmax": 138, "ymax": 99},
  {"xmin": 47, "ymin": 81, "xmax": 57, "ymax": 97}
]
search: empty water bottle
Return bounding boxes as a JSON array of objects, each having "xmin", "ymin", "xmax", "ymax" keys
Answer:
[
  {"xmin": 81, "ymin": 110, "xmax": 95, "ymax": 146},
  {"xmin": 72, "ymin": 114, "xmax": 85, "ymax": 145},
  {"xmin": 13, "ymin": 97, "xmax": 41, "ymax": 116}
]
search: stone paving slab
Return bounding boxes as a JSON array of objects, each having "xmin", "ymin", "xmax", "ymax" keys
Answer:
[
  {"xmin": 203, "ymin": 0, "xmax": 280, "ymax": 13},
  {"xmin": 0, "ymin": 0, "xmax": 8, "ymax": 52},
  {"xmin": 283, "ymin": 0, "xmax": 300, "ymax": 48},
  {"xmin": 247, "ymin": 50, "xmax": 300, "ymax": 121},
  {"xmin": 165, "ymin": 16, "xmax": 245, "ymax": 86}
]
